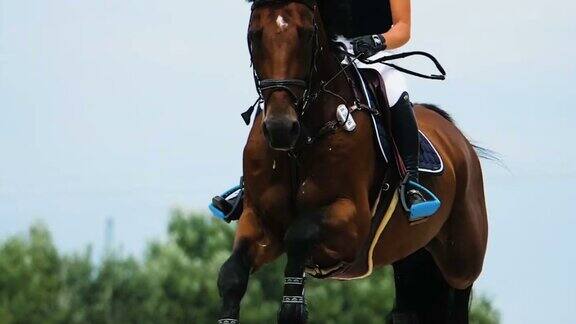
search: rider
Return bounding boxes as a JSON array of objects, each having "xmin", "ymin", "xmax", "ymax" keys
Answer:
[{"xmin": 322, "ymin": 0, "xmax": 429, "ymax": 213}]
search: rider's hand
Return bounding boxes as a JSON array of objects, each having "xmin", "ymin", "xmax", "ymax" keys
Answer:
[{"xmin": 351, "ymin": 34, "xmax": 387, "ymax": 58}]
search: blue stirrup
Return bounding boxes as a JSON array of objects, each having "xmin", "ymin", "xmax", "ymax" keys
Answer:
[
  {"xmin": 209, "ymin": 180, "xmax": 244, "ymax": 222},
  {"xmin": 401, "ymin": 181, "xmax": 441, "ymax": 222}
]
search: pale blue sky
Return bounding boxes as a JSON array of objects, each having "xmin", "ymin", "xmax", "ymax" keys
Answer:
[{"xmin": 1, "ymin": 0, "xmax": 575, "ymax": 323}]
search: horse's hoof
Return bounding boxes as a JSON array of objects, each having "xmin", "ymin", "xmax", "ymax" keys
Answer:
[{"xmin": 277, "ymin": 302, "xmax": 308, "ymax": 324}]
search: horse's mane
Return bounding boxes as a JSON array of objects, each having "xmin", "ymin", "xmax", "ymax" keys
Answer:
[
  {"xmin": 416, "ymin": 103, "xmax": 455, "ymax": 124},
  {"xmin": 418, "ymin": 103, "xmax": 503, "ymax": 164}
]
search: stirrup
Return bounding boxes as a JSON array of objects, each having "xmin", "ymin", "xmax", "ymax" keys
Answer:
[
  {"xmin": 209, "ymin": 178, "xmax": 244, "ymax": 223},
  {"xmin": 399, "ymin": 180, "xmax": 441, "ymax": 222}
]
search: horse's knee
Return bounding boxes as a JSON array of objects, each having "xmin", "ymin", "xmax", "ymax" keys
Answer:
[{"xmin": 284, "ymin": 216, "xmax": 321, "ymax": 254}]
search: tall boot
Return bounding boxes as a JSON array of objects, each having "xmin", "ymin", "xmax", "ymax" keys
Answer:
[{"xmin": 389, "ymin": 92, "xmax": 426, "ymax": 210}]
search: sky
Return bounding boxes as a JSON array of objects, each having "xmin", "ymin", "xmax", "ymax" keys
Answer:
[{"xmin": 1, "ymin": 0, "xmax": 575, "ymax": 323}]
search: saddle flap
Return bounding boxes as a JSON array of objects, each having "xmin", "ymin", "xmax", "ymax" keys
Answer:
[
  {"xmin": 354, "ymin": 68, "xmax": 443, "ymax": 175},
  {"xmin": 358, "ymin": 68, "xmax": 390, "ymax": 115}
]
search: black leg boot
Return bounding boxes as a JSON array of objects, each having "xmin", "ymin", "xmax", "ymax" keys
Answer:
[{"xmin": 390, "ymin": 93, "xmax": 427, "ymax": 214}]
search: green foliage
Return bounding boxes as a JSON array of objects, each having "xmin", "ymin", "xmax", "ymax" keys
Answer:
[
  {"xmin": 0, "ymin": 212, "xmax": 500, "ymax": 323},
  {"xmin": 0, "ymin": 223, "xmax": 62, "ymax": 323},
  {"xmin": 470, "ymin": 295, "xmax": 501, "ymax": 324}
]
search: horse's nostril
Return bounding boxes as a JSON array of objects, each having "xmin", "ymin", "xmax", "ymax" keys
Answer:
[
  {"xmin": 290, "ymin": 121, "xmax": 300, "ymax": 137},
  {"xmin": 262, "ymin": 118, "xmax": 300, "ymax": 150},
  {"xmin": 262, "ymin": 122, "xmax": 270, "ymax": 138}
]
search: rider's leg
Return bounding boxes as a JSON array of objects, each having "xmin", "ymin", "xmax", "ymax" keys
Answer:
[{"xmin": 389, "ymin": 92, "xmax": 425, "ymax": 207}]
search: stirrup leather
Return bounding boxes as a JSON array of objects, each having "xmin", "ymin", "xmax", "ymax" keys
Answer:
[
  {"xmin": 209, "ymin": 178, "xmax": 244, "ymax": 223},
  {"xmin": 399, "ymin": 180, "xmax": 441, "ymax": 222}
]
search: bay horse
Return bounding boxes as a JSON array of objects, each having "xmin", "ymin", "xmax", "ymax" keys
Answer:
[{"xmin": 217, "ymin": 1, "xmax": 488, "ymax": 323}]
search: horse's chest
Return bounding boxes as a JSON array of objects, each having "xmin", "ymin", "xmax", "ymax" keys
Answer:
[{"xmin": 295, "ymin": 179, "xmax": 325, "ymax": 208}]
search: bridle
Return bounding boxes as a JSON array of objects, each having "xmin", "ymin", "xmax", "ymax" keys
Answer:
[{"xmin": 248, "ymin": 0, "xmax": 323, "ymax": 120}]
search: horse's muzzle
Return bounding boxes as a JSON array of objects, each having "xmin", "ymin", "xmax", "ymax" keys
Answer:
[{"xmin": 262, "ymin": 117, "xmax": 301, "ymax": 151}]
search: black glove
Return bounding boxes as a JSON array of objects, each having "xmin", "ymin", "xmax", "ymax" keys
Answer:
[{"xmin": 351, "ymin": 34, "xmax": 387, "ymax": 58}]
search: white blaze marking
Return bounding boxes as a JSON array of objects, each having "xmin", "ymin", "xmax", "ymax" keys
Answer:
[{"xmin": 276, "ymin": 15, "xmax": 288, "ymax": 30}]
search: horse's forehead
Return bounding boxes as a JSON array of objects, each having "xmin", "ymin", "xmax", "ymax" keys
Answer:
[
  {"xmin": 251, "ymin": 3, "xmax": 311, "ymax": 26},
  {"xmin": 276, "ymin": 15, "xmax": 289, "ymax": 30}
]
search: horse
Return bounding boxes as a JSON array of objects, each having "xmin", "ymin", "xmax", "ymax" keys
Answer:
[{"xmin": 217, "ymin": 1, "xmax": 488, "ymax": 323}]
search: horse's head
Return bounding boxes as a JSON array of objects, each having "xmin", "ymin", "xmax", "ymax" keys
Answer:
[{"xmin": 248, "ymin": 0, "xmax": 318, "ymax": 151}]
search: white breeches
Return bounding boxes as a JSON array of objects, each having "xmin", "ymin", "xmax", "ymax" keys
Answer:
[{"xmin": 337, "ymin": 37, "xmax": 409, "ymax": 107}]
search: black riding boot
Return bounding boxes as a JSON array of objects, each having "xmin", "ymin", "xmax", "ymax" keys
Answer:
[{"xmin": 390, "ymin": 92, "xmax": 426, "ymax": 208}]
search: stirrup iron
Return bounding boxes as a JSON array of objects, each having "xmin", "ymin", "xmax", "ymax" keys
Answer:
[
  {"xmin": 399, "ymin": 180, "xmax": 441, "ymax": 222},
  {"xmin": 209, "ymin": 178, "xmax": 244, "ymax": 223}
]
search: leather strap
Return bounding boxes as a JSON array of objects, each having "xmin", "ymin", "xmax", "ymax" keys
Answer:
[{"xmin": 259, "ymin": 79, "xmax": 307, "ymax": 89}]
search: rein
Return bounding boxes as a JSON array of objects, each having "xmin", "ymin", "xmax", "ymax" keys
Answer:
[{"xmin": 359, "ymin": 51, "xmax": 447, "ymax": 80}]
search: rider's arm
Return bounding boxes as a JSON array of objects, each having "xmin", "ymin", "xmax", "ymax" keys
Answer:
[{"xmin": 382, "ymin": 0, "xmax": 412, "ymax": 50}]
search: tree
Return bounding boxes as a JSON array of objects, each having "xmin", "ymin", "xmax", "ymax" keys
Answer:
[
  {"xmin": 0, "ymin": 223, "xmax": 63, "ymax": 323},
  {"xmin": 0, "ymin": 212, "xmax": 500, "ymax": 323}
]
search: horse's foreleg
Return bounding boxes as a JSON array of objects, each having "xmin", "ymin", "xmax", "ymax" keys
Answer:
[
  {"xmin": 278, "ymin": 215, "xmax": 321, "ymax": 324},
  {"xmin": 218, "ymin": 243, "xmax": 251, "ymax": 323},
  {"xmin": 218, "ymin": 210, "xmax": 281, "ymax": 324}
]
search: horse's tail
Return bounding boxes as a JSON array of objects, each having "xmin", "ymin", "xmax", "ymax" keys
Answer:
[
  {"xmin": 417, "ymin": 103, "xmax": 504, "ymax": 165},
  {"xmin": 471, "ymin": 144, "xmax": 503, "ymax": 164}
]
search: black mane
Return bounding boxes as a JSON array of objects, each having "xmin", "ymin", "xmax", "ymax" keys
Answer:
[{"xmin": 416, "ymin": 103, "xmax": 454, "ymax": 124}]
